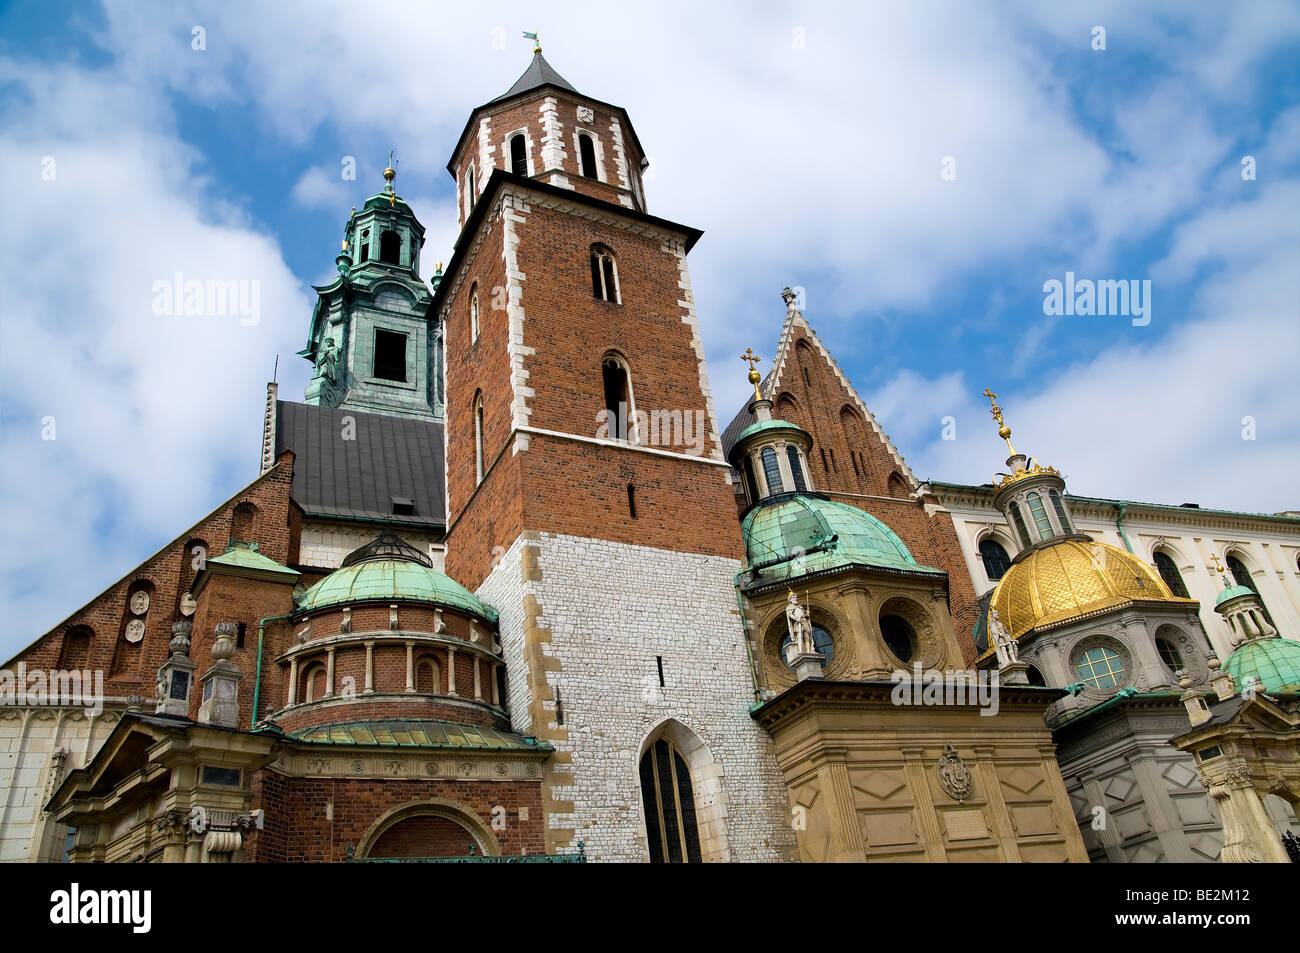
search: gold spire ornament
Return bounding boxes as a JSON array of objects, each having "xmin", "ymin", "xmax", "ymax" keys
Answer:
[
  {"xmin": 983, "ymin": 387, "xmax": 1017, "ymax": 455},
  {"xmin": 523, "ymin": 30, "xmax": 541, "ymax": 52},
  {"xmin": 741, "ymin": 348, "xmax": 763, "ymax": 402},
  {"xmin": 383, "ymin": 150, "xmax": 398, "ymax": 206}
]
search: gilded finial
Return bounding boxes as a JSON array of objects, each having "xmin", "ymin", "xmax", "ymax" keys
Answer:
[
  {"xmin": 1211, "ymin": 553, "xmax": 1228, "ymax": 585},
  {"xmin": 741, "ymin": 348, "xmax": 763, "ymax": 402},
  {"xmin": 523, "ymin": 30, "xmax": 541, "ymax": 53},
  {"xmin": 982, "ymin": 387, "xmax": 1016, "ymax": 455}
]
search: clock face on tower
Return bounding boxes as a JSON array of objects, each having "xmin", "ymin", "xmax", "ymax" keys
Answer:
[{"xmin": 130, "ymin": 591, "xmax": 150, "ymax": 615}]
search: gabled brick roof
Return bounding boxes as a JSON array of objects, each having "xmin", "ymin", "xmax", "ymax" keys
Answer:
[{"xmin": 275, "ymin": 401, "xmax": 445, "ymax": 528}]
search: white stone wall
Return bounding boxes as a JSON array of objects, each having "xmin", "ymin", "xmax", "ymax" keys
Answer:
[
  {"xmin": 0, "ymin": 708, "xmax": 120, "ymax": 862},
  {"xmin": 477, "ymin": 531, "xmax": 795, "ymax": 862},
  {"xmin": 298, "ymin": 520, "xmax": 445, "ymax": 572}
]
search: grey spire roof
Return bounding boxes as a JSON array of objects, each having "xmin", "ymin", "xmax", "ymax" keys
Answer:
[{"xmin": 491, "ymin": 51, "xmax": 578, "ymax": 103}]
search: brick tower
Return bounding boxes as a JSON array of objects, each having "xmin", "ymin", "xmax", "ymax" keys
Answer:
[{"xmin": 434, "ymin": 47, "xmax": 793, "ymax": 861}]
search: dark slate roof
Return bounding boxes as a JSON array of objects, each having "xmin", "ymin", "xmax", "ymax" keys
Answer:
[
  {"xmin": 491, "ymin": 51, "xmax": 578, "ymax": 103},
  {"xmin": 276, "ymin": 401, "xmax": 445, "ymax": 528}
]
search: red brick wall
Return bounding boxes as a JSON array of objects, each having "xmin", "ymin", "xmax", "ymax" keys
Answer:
[
  {"xmin": 244, "ymin": 774, "xmax": 547, "ymax": 861},
  {"xmin": 444, "ymin": 191, "xmax": 740, "ymax": 589},
  {"xmin": 5, "ymin": 451, "xmax": 300, "ymax": 701},
  {"xmin": 272, "ymin": 698, "xmax": 507, "ymax": 734},
  {"xmin": 451, "ymin": 91, "xmax": 645, "ymax": 225}
]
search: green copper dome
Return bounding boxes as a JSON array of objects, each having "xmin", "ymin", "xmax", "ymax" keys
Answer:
[
  {"xmin": 1215, "ymin": 584, "xmax": 1255, "ymax": 608},
  {"xmin": 295, "ymin": 534, "xmax": 497, "ymax": 623},
  {"xmin": 740, "ymin": 493, "xmax": 944, "ymax": 588},
  {"xmin": 1223, "ymin": 637, "xmax": 1300, "ymax": 695}
]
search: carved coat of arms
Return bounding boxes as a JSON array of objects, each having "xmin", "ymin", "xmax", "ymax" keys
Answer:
[{"xmin": 937, "ymin": 745, "xmax": 973, "ymax": 803}]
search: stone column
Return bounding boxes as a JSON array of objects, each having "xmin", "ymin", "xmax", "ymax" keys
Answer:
[
  {"xmin": 286, "ymin": 656, "xmax": 298, "ymax": 706},
  {"xmin": 1207, "ymin": 766, "xmax": 1291, "ymax": 863},
  {"xmin": 1042, "ymin": 748, "xmax": 1091, "ymax": 863},
  {"xmin": 1126, "ymin": 747, "xmax": 1192, "ymax": 861},
  {"xmin": 839, "ymin": 583, "xmax": 889, "ymax": 677},
  {"xmin": 491, "ymin": 664, "xmax": 501, "ymax": 706},
  {"xmin": 404, "ymin": 641, "xmax": 415, "ymax": 693},
  {"xmin": 473, "ymin": 657, "xmax": 483, "ymax": 700},
  {"xmin": 1077, "ymin": 771, "xmax": 1123, "ymax": 862},
  {"xmin": 811, "ymin": 750, "xmax": 865, "ymax": 862},
  {"xmin": 448, "ymin": 647, "xmax": 458, "ymax": 696},
  {"xmin": 325, "ymin": 646, "xmax": 336, "ymax": 698},
  {"xmin": 750, "ymin": 450, "xmax": 769, "ymax": 497},
  {"xmin": 364, "ymin": 641, "xmax": 375, "ymax": 695},
  {"xmin": 972, "ymin": 746, "xmax": 1020, "ymax": 862},
  {"xmin": 900, "ymin": 745, "xmax": 947, "ymax": 861}
]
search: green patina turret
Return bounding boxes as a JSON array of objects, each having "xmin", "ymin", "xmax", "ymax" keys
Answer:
[
  {"xmin": 294, "ymin": 533, "xmax": 497, "ymax": 623},
  {"xmin": 300, "ymin": 158, "xmax": 444, "ymax": 420},
  {"xmin": 729, "ymin": 333, "xmax": 942, "ymax": 591},
  {"xmin": 1223, "ymin": 637, "xmax": 1300, "ymax": 695}
]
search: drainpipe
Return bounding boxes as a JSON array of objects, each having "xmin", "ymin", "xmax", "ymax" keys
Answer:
[
  {"xmin": 252, "ymin": 613, "xmax": 293, "ymax": 729},
  {"xmin": 1113, "ymin": 502, "xmax": 1134, "ymax": 554}
]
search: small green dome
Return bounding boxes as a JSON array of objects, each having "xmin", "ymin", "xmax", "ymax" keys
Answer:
[
  {"xmin": 1223, "ymin": 637, "xmax": 1300, "ymax": 695},
  {"xmin": 740, "ymin": 493, "xmax": 943, "ymax": 587},
  {"xmin": 732, "ymin": 418, "xmax": 804, "ymax": 447},
  {"xmin": 295, "ymin": 534, "xmax": 497, "ymax": 622},
  {"xmin": 1215, "ymin": 584, "xmax": 1255, "ymax": 608}
]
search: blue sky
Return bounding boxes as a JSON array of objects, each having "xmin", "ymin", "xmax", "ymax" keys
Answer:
[{"xmin": 1, "ymin": 0, "xmax": 1298, "ymax": 657}]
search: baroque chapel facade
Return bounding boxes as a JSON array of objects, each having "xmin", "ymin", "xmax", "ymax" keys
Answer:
[{"xmin": 3, "ymin": 51, "xmax": 1298, "ymax": 864}]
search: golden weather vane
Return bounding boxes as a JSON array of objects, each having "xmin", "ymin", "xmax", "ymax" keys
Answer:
[
  {"xmin": 523, "ymin": 30, "xmax": 541, "ymax": 52},
  {"xmin": 741, "ymin": 348, "xmax": 763, "ymax": 402},
  {"xmin": 982, "ymin": 387, "xmax": 1017, "ymax": 455}
]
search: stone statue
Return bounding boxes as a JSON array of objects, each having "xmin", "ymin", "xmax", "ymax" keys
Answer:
[
  {"xmin": 990, "ymin": 608, "xmax": 1017, "ymax": 666},
  {"xmin": 786, "ymin": 590, "xmax": 817, "ymax": 658},
  {"xmin": 314, "ymin": 337, "xmax": 339, "ymax": 383}
]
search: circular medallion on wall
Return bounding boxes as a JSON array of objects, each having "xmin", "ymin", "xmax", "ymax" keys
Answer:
[
  {"xmin": 180, "ymin": 592, "xmax": 196, "ymax": 617},
  {"xmin": 577, "ymin": 106, "xmax": 594, "ymax": 123},
  {"xmin": 129, "ymin": 591, "xmax": 150, "ymax": 615},
  {"xmin": 125, "ymin": 619, "xmax": 146, "ymax": 643}
]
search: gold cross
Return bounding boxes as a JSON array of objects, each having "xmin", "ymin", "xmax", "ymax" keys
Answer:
[
  {"xmin": 741, "ymin": 349, "xmax": 763, "ymax": 402},
  {"xmin": 1211, "ymin": 553, "xmax": 1225, "ymax": 576},
  {"xmin": 741, "ymin": 348, "xmax": 761, "ymax": 373},
  {"xmin": 982, "ymin": 387, "xmax": 1004, "ymax": 425}
]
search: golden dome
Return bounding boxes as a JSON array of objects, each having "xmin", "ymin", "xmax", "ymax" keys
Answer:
[{"xmin": 988, "ymin": 540, "xmax": 1195, "ymax": 646}]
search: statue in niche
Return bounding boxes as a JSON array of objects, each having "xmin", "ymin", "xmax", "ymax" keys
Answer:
[
  {"xmin": 313, "ymin": 337, "xmax": 339, "ymax": 384},
  {"xmin": 785, "ymin": 590, "xmax": 817, "ymax": 658}
]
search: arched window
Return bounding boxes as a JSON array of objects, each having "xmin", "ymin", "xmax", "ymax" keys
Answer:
[
  {"xmin": 880, "ymin": 614, "xmax": 916, "ymax": 663},
  {"xmin": 1026, "ymin": 492, "xmax": 1053, "ymax": 539},
  {"xmin": 359, "ymin": 227, "xmax": 370, "ymax": 262},
  {"xmin": 1153, "ymin": 551, "xmax": 1190, "ymax": 598},
  {"xmin": 59, "ymin": 626, "xmax": 94, "ymax": 669},
  {"xmin": 1227, "ymin": 555, "xmax": 1273, "ymax": 624},
  {"xmin": 1010, "ymin": 505, "xmax": 1032, "ymax": 549},
  {"xmin": 761, "ymin": 447, "xmax": 783, "ymax": 495},
  {"xmin": 469, "ymin": 284, "xmax": 479, "ymax": 343},
  {"xmin": 1049, "ymin": 490, "xmax": 1072, "ymax": 534},
  {"xmin": 887, "ymin": 472, "xmax": 909, "ymax": 499},
  {"xmin": 1076, "ymin": 645, "xmax": 1125, "ymax": 691},
  {"xmin": 785, "ymin": 445, "xmax": 807, "ymax": 492},
  {"xmin": 231, "ymin": 501, "xmax": 257, "ymax": 543},
  {"xmin": 379, "ymin": 230, "xmax": 400, "ymax": 264},
  {"xmin": 639, "ymin": 738, "xmax": 702, "ymax": 863},
  {"xmin": 1155, "ymin": 636, "xmax": 1184, "ymax": 673},
  {"xmin": 578, "ymin": 133, "xmax": 598, "ymax": 179},
  {"xmin": 473, "ymin": 392, "xmax": 485, "ymax": 484},
  {"xmin": 303, "ymin": 663, "xmax": 327, "ymax": 703},
  {"xmin": 742, "ymin": 456, "xmax": 759, "ymax": 505},
  {"xmin": 591, "ymin": 245, "xmax": 619, "ymax": 303},
  {"xmin": 509, "ymin": 133, "xmax": 528, "ymax": 176},
  {"xmin": 415, "ymin": 657, "xmax": 441, "ymax": 694},
  {"xmin": 1025, "ymin": 665, "xmax": 1046, "ymax": 687},
  {"xmin": 979, "ymin": 538, "xmax": 1012, "ymax": 581},
  {"xmin": 601, "ymin": 354, "xmax": 633, "ymax": 441}
]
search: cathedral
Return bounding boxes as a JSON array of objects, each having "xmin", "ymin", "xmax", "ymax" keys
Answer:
[{"xmin": 3, "ymin": 48, "xmax": 1298, "ymax": 864}]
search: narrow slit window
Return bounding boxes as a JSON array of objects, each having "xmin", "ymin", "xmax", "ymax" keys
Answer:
[
  {"xmin": 628, "ymin": 484, "xmax": 638, "ymax": 518},
  {"xmin": 1011, "ymin": 505, "xmax": 1032, "ymax": 549},
  {"xmin": 591, "ymin": 245, "xmax": 619, "ymax": 302},
  {"xmin": 470, "ymin": 287, "xmax": 480, "ymax": 343},
  {"xmin": 510, "ymin": 133, "xmax": 528, "ymax": 176},
  {"xmin": 579, "ymin": 133, "xmax": 598, "ymax": 178},
  {"xmin": 474, "ymin": 393, "xmax": 485, "ymax": 484},
  {"xmin": 1049, "ymin": 489, "xmax": 1072, "ymax": 534},
  {"xmin": 1027, "ymin": 492, "xmax": 1053, "ymax": 539},
  {"xmin": 602, "ymin": 356, "xmax": 631, "ymax": 440}
]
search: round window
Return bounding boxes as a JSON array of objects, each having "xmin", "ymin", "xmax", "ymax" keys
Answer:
[
  {"xmin": 1156, "ymin": 637, "xmax": 1184, "ymax": 673},
  {"xmin": 880, "ymin": 614, "xmax": 916, "ymax": 664},
  {"xmin": 1076, "ymin": 645, "xmax": 1126, "ymax": 690}
]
